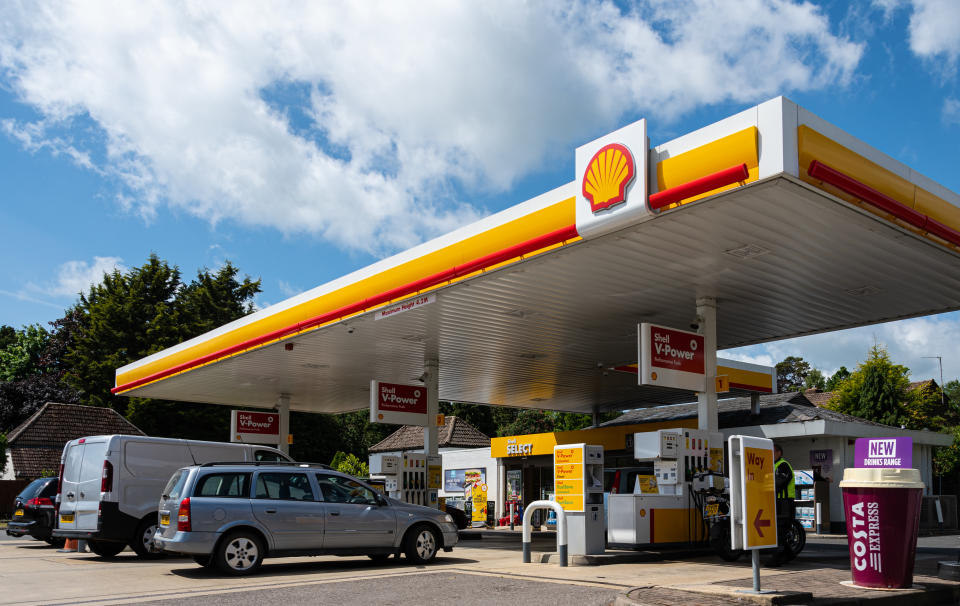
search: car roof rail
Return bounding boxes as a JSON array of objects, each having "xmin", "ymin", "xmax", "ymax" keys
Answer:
[{"xmin": 198, "ymin": 461, "xmax": 333, "ymax": 469}]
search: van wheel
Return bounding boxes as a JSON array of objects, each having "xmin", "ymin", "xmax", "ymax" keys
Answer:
[
  {"xmin": 404, "ymin": 524, "xmax": 439, "ymax": 565},
  {"xmin": 88, "ymin": 540, "xmax": 126, "ymax": 558},
  {"xmin": 131, "ymin": 519, "xmax": 164, "ymax": 559},
  {"xmin": 44, "ymin": 537, "xmax": 67, "ymax": 548},
  {"xmin": 215, "ymin": 531, "xmax": 264, "ymax": 576}
]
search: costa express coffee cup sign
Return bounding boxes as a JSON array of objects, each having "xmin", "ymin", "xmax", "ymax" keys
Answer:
[{"xmin": 840, "ymin": 468, "xmax": 924, "ymax": 589}]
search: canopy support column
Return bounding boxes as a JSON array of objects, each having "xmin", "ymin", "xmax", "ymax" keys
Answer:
[
  {"xmin": 275, "ymin": 394, "xmax": 290, "ymax": 456},
  {"xmin": 424, "ymin": 359, "xmax": 439, "ymax": 456},
  {"xmin": 696, "ymin": 297, "xmax": 718, "ymax": 432}
]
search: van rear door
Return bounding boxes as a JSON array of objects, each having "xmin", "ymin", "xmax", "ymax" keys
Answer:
[{"xmin": 58, "ymin": 437, "xmax": 110, "ymax": 531}]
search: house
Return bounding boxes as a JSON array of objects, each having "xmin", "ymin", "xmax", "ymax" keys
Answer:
[
  {"xmin": 368, "ymin": 416, "xmax": 494, "ymax": 509},
  {"xmin": 2, "ymin": 402, "xmax": 145, "ymax": 480}
]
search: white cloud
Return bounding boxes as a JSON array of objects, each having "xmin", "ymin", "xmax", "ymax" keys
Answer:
[
  {"xmin": 944, "ymin": 98, "xmax": 960, "ymax": 125},
  {"xmin": 29, "ymin": 256, "xmax": 126, "ymax": 299},
  {"xmin": 720, "ymin": 352, "xmax": 777, "ymax": 367},
  {"xmin": 897, "ymin": 0, "xmax": 960, "ymax": 67},
  {"xmin": 723, "ymin": 311, "xmax": 960, "ymax": 386},
  {"xmin": 278, "ymin": 280, "xmax": 302, "ymax": 298},
  {"xmin": 0, "ymin": 1, "xmax": 863, "ymax": 255}
]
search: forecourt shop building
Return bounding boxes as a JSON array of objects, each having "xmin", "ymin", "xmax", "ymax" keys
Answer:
[{"xmin": 113, "ymin": 97, "xmax": 960, "ymax": 520}]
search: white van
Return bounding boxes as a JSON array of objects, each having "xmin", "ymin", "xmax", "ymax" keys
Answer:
[{"xmin": 53, "ymin": 434, "xmax": 291, "ymax": 558}]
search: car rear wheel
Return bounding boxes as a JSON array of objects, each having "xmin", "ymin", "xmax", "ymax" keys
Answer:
[
  {"xmin": 131, "ymin": 518, "xmax": 164, "ymax": 559},
  {"xmin": 88, "ymin": 539, "xmax": 126, "ymax": 558},
  {"xmin": 215, "ymin": 531, "xmax": 264, "ymax": 576},
  {"xmin": 404, "ymin": 524, "xmax": 439, "ymax": 565}
]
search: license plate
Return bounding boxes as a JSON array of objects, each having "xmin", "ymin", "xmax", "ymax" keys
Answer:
[
  {"xmin": 14, "ymin": 509, "xmax": 23, "ymax": 517},
  {"xmin": 160, "ymin": 513, "xmax": 170, "ymax": 526},
  {"xmin": 59, "ymin": 513, "xmax": 75, "ymax": 523},
  {"xmin": 705, "ymin": 503, "xmax": 719, "ymax": 516}
]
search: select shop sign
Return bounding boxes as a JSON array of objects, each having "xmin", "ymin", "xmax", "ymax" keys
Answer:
[{"xmin": 855, "ymin": 437, "xmax": 912, "ymax": 469}]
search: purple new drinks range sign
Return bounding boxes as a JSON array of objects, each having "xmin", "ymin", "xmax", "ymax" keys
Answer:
[{"xmin": 854, "ymin": 437, "xmax": 912, "ymax": 468}]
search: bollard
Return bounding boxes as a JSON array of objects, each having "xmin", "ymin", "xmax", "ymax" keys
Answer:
[
  {"xmin": 521, "ymin": 500, "xmax": 567, "ymax": 567},
  {"xmin": 59, "ymin": 538, "xmax": 78, "ymax": 553},
  {"xmin": 510, "ymin": 503, "xmax": 515, "ymax": 531}
]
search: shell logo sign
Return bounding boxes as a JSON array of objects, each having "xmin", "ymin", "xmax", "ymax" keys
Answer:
[
  {"xmin": 574, "ymin": 118, "xmax": 648, "ymax": 239},
  {"xmin": 582, "ymin": 143, "xmax": 635, "ymax": 213}
]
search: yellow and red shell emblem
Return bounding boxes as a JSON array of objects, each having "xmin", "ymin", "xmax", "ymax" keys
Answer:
[{"xmin": 582, "ymin": 143, "xmax": 635, "ymax": 213}]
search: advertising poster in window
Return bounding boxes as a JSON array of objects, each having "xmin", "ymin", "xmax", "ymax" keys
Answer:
[
  {"xmin": 809, "ymin": 449, "xmax": 834, "ymax": 482},
  {"xmin": 444, "ymin": 468, "xmax": 486, "ymax": 493}
]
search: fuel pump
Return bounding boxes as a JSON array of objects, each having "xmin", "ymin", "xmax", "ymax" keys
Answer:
[{"xmin": 607, "ymin": 428, "xmax": 723, "ymax": 547}]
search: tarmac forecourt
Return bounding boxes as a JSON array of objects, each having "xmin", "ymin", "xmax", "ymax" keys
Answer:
[{"xmin": 2, "ymin": 531, "xmax": 959, "ymax": 605}]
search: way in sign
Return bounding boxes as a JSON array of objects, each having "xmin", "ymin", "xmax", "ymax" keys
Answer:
[{"xmin": 746, "ymin": 451, "xmax": 766, "ymax": 481}]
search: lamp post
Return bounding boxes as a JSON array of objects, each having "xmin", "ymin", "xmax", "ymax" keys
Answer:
[{"xmin": 922, "ymin": 355, "xmax": 945, "ymax": 496}]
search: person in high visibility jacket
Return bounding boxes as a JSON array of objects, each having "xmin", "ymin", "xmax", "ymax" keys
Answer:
[
  {"xmin": 774, "ymin": 444, "xmax": 795, "ymax": 501},
  {"xmin": 772, "ymin": 443, "xmax": 795, "ymax": 565}
]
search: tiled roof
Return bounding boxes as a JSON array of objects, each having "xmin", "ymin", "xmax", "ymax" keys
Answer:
[
  {"xmin": 601, "ymin": 391, "xmax": 896, "ymax": 430},
  {"xmin": 9, "ymin": 448, "xmax": 62, "ymax": 480},
  {"xmin": 803, "ymin": 389, "xmax": 835, "ymax": 408},
  {"xmin": 6, "ymin": 402, "xmax": 145, "ymax": 480},
  {"xmin": 369, "ymin": 416, "xmax": 491, "ymax": 453}
]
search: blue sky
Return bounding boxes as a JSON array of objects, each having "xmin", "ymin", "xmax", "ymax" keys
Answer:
[{"xmin": 1, "ymin": 0, "xmax": 959, "ymax": 385}]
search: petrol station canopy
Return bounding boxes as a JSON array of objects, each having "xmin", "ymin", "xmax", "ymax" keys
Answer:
[{"xmin": 114, "ymin": 97, "xmax": 960, "ymax": 415}]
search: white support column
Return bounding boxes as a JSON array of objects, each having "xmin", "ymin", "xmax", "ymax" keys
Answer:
[
  {"xmin": 423, "ymin": 359, "xmax": 439, "ymax": 456},
  {"xmin": 276, "ymin": 394, "xmax": 290, "ymax": 456},
  {"xmin": 696, "ymin": 297, "xmax": 718, "ymax": 432}
]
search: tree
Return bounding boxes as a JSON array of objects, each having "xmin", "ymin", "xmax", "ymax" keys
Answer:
[
  {"xmin": 177, "ymin": 262, "xmax": 260, "ymax": 336},
  {"xmin": 66, "ymin": 256, "xmax": 184, "ymax": 412},
  {"xmin": 776, "ymin": 356, "xmax": 811, "ymax": 392},
  {"xmin": 0, "ymin": 315, "xmax": 81, "ymax": 432},
  {"xmin": 63, "ymin": 255, "xmax": 261, "ymax": 438},
  {"xmin": 331, "ymin": 451, "xmax": 369, "ymax": 477},
  {"xmin": 944, "ymin": 379, "xmax": 960, "ymax": 411},
  {"xmin": 439, "ymin": 401, "xmax": 498, "ymax": 437},
  {"xmin": 826, "ymin": 345, "xmax": 910, "ymax": 427},
  {"xmin": 902, "ymin": 380, "xmax": 958, "ymax": 432},
  {"xmin": 0, "ymin": 373, "xmax": 81, "ymax": 432},
  {"xmin": 804, "ymin": 369, "xmax": 826, "ymax": 391},
  {"xmin": 825, "ymin": 366, "xmax": 851, "ymax": 391},
  {"xmin": 0, "ymin": 433, "xmax": 6, "ymax": 475},
  {"xmin": 0, "ymin": 324, "xmax": 49, "ymax": 382},
  {"xmin": 497, "ymin": 409, "xmax": 555, "ymax": 437},
  {"xmin": 0, "ymin": 325, "xmax": 16, "ymax": 351}
]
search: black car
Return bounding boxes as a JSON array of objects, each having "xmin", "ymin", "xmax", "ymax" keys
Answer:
[{"xmin": 6, "ymin": 477, "xmax": 64, "ymax": 546}]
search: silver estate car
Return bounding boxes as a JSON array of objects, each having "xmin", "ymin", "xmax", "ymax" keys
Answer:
[{"xmin": 153, "ymin": 462, "xmax": 458, "ymax": 575}]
